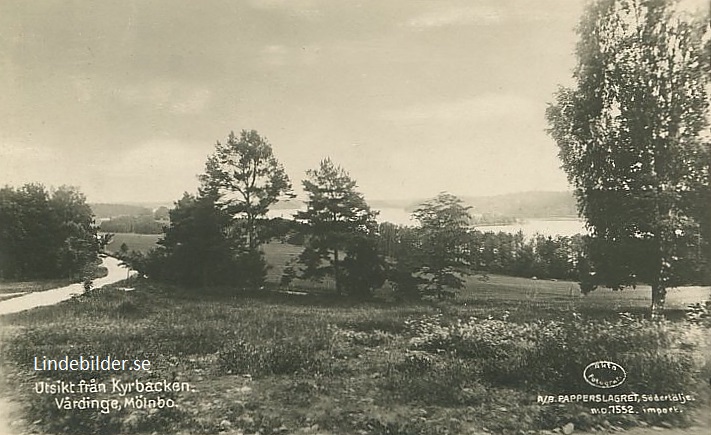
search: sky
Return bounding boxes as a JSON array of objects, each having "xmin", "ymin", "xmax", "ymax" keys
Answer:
[{"xmin": 1, "ymin": 0, "xmax": 708, "ymax": 204}]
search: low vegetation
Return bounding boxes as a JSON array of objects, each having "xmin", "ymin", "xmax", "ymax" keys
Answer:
[{"xmin": 1, "ymin": 276, "xmax": 709, "ymax": 435}]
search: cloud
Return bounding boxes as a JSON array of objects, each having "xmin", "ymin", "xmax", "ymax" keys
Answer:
[
  {"xmin": 0, "ymin": 140, "xmax": 88, "ymax": 191},
  {"xmin": 406, "ymin": 6, "xmax": 502, "ymax": 29},
  {"xmin": 0, "ymin": 142, "xmax": 55, "ymax": 164},
  {"xmin": 247, "ymin": 0, "xmax": 323, "ymax": 20},
  {"xmin": 112, "ymin": 82, "xmax": 211, "ymax": 114},
  {"xmin": 118, "ymin": 139, "xmax": 208, "ymax": 173},
  {"xmin": 259, "ymin": 44, "xmax": 324, "ymax": 68},
  {"xmin": 675, "ymin": 0, "xmax": 710, "ymax": 15},
  {"xmin": 261, "ymin": 44, "xmax": 289, "ymax": 67},
  {"xmin": 101, "ymin": 139, "xmax": 211, "ymax": 201},
  {"xmin": 380, "ymin": 94, "xmax": 538, "ymax": 124}
]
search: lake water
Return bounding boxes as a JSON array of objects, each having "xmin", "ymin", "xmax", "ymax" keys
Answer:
[
  {"xmin": 475, "ymin": 219, "xmax": 588, "ymax": 238},
  {"xmin": 268, "ymin": 207, "xmax": 587, "ymax": 238}
]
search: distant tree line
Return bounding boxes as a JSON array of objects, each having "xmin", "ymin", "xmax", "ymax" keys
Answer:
[
  {"xmin": 89, "ymin": 203, "xmax": 153, "ymax": 219},
  {"xmin": 0, "ymin": 184, "xmax": 102, "ymax": 280},
  {"xmin": 100, "ymin": 215, "xmax": 165, "ymax": 234},
  {"xmin": 470, "ymin": 213, "xmax": 518, "ymax": 226},
  {"xmin": 379, "ymin": 223, "xmax": 586, "ymax": 281}
]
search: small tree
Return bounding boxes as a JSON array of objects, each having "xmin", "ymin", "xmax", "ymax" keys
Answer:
[
  {"xmin": 153, "ymin": 206, "xmax": 170, "ymax": 221},
  {"xmin": 200, "ymin": 130, "xmax": 293, "ymax": 251},
  {"xmin": 295, "ymin": 158, "xmax": 384, "ymax": 296},
  {"xmin": 377, "ymin": 223, "xmax": 426, "ymax": 300},
  {"xmin": 147, "ymin": 192, "xmax": 245, "ymax": 287},
  {"xmin": 412, "ymin": 192, "xmax": 472, "ymax": 299},
  {"xmin": 546, "ymin": 0, "xmax": 711, "ymax": 315}
]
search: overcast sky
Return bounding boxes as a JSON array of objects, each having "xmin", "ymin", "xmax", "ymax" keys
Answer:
[{"xmin": 1, "ymin": 0, "xmax": 707, "ymax": 203}]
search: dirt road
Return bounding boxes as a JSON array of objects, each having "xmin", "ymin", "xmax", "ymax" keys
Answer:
[
  {"xmin": 0, "ymin": 256, "xmax": 130, "ymax": 316},
  {"xmin": 0, "ymin": 256, "xmax": 132, "ymax": 434}
]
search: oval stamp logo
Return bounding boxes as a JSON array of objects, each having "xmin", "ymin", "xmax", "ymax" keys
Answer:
[{"xmin": 583, "ymin": 361, "xmax": 626, "ymax": 389}]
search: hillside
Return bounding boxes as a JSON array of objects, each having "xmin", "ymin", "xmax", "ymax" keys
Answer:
[
  {"xmin": 89, "ymin": 203, "xmax": 154, "ymax": 219},
  {"xmin": 90, "ymin": 191, "xmax": 579, "ymax": 222},
  {"xmin": 396, "ymin": 191, "xmax": 578, "ymax": 219},
  {"xmin": 459, "ymin": 191, "xmax": 578, "ymax": 218}
]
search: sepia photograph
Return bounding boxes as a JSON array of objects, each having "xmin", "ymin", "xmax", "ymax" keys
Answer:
[{"xmin": 0, "ymin": 1, "xmax": 710, "ymax": 434}]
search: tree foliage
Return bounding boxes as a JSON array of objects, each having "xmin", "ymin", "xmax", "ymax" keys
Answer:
[
  {"xmin": 145, "ymin": 192, "xmax": 258, "ymax": 288},
  {"xmin": 467, "ymin": 231, "xmax": 587, "ymax": 281},
  {"xmin": 546, "ymin": 0, "xmax": 711, "ymax": 313},
  {"xmin": 153, "ymin": 206, "xmax": 170, "ymax": 221},
  {"xmin": 294, "ymin": 158, "xmax": 384, "ymax": 297},
  {"xmin": 0, "ymin": 184, "xmax": 99, "ymax": 280},
  {"xmin": 200, "ymin": 130, "xmax": 293, "ymax": 251},
  {"xmin": 377, "ymin": 222, "xmax": 426, "ymax": 299}
]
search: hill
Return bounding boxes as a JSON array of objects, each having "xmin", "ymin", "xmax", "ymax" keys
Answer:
[
  {"xmin": 389, "ymin": 191, "xmax": 578, "ymax": 219},
  {"xmin": 459, "ymin": 191, "xmax": 578, "ymax": 218},
  {"xmin": 89, "ymin": 203, "xmax": 154, "ymax": 219},
  {"xmin": 90, "ymin": 191, "xmax": 578, "ymax": 222}
]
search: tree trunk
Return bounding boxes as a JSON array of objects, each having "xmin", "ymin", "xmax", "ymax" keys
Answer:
[
  {"xmin": 651, "ymin": 282, "xmax": 667, "ymax": 319},
  {"xmin": 334, "ymin": 248, "xmax": 341, "ymax": 295},
  {"xmin": 247, "ymin": 214, "xmax": 256, "ymax": 251}
]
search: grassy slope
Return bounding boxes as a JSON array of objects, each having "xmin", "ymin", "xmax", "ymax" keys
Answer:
[{"xmin": 0, "ymin": 276, "xmax": 709, "ymax": 435}]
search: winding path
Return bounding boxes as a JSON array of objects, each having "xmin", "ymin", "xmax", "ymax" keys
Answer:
[
  {"xmin": 0, "ymin": 256, "xmax": 132, "ymax": 316},
  {"xmin": 0, "ymin": 256, "xmax": 133, "ymax": 434}
]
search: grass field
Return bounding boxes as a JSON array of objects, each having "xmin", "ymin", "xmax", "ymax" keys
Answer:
[
  {"xmin": 102, "ymin": 235, "xmax": 325, "ymax": 287},
  {"xmin": 0, "ymin": 274, "xmax": 709, "ymax": 435},
  {"xmin": 101, "ymin": 235, "xmax": 710, "ymax": 311},
  {"xmin": 103, "ymin": 233, "xmax": 162, "ymax": 254}
]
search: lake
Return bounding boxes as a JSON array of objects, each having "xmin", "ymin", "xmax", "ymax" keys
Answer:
[
  {"xmin": 475, "ymin": 219, "xmax": 588, "ymax": 238},
  {"xmin": 268, "ymin": 207, "xmax": 587, "ymax": 238}
]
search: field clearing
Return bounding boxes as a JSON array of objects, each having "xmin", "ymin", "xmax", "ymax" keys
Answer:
[
  {"xmin": 458, "ymin": 274, "xmax": 710, "ymax": 313},
  {"xmin": 258, "ymin": 243, "xmax": 710, "ymax": 311},
  {"xmin": 103, "ymin": 233, "xmax": 162, "ymax": 254},
  {"xmin": 102, "ymin": 236, "xmax": 321, "ymax": 286}
]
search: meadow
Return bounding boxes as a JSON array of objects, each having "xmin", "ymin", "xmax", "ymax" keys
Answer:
[
  {"xmin": 103, "ymin": 233, "xmax": 162, "ymax": 255},
  {"xmin": 0, "ymin": 271, "xmax": 709, "ymax": 435}
]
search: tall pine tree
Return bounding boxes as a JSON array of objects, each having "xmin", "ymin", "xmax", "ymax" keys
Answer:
[{"xmin": 295, "ymin": 158, "xmax": 384, "ymax": 296}]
